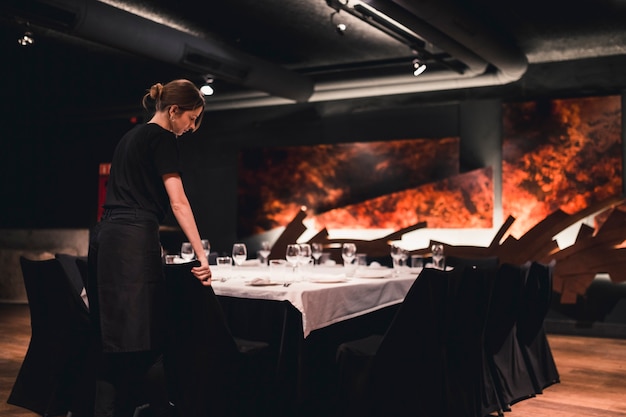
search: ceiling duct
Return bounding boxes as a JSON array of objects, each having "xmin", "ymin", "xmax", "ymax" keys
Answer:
[
  {"xmin": 202, "ymin": 0, "xmax": 528, "ymax": 110},
  {"xmin": 3, "ymin": 0, "xmax": 314, "ymax": 103}
]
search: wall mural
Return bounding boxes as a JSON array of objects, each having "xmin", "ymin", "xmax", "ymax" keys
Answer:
[
  {"xmin": 237, "ymin": 136, "xmax": 494, "ymax": 238},
  {"xmin": 238, "ymin": 94, "xmax": 625, "ymax": 329},
  {"xmin": 502, "ymin": 95, "xmax": 623, "ymax": 239}
]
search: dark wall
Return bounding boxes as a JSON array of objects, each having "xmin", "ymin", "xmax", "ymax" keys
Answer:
[{"xmin": 1, "ymin": 38, "xmax": 473, "ymax": 255}]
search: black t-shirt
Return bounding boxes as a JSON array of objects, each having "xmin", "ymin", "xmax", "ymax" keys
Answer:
[{"xmin": 104, "ymin": 123, "xmax": 180, "ymax": 222}]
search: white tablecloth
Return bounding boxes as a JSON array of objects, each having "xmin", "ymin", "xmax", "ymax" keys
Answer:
[{"xmin": 211, "ymin": 265, "xmax": 419, "ymax": 337}]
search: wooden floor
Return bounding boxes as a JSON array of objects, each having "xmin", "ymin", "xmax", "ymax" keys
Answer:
[{"xmin": 1, "ymin": 303, "xmax": 626, "ymax": 417}]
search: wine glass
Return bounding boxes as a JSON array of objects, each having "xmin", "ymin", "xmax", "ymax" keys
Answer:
[
  {"xmin": 232, "ymin": 243, "xmax": 248, "ymax": 268},
  {"xmin": 390, "ymin": 243, "xmax": 404, "ymax": 275},
  {"xmin": 311, "ymin": 242, "xmax": 323, "ymax": 266},
  {"xmin": 258, "ymin": 241, "xmax": 271, "ymax": 266},
  {"xmin": 201, "ymin": 239, "xmax": 211, "ymax": 259},
  {"xmin": 298, "ymin": 243, "xmax": 312, "ymax": 275},
  {"xmin": 341, "ymin": 242, "xmax": 357, "ymax": 266},
  {"xmin": 431, "ymin": 243, "xmax": 445, "ymax": 270},
  {"xmin": 180, "ymin": 242, "xmax": 194, "ymax": 261},
  {"xmin": 285, "ymin": 244, "xmax": 300, "ymax": 275},
  {"xmin": 400, "ymin": 248, "xmax": 409, "ymax": 268}
]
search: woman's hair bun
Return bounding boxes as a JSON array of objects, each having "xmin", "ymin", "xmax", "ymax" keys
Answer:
[{"xmin": 149, "ymin": 83, "xmax": 164, "ymax": 100}]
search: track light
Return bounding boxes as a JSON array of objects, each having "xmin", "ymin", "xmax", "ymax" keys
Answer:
[
  {"xmin": 412, "ymin": 58, "xmax": 427, "ymax": 77},
  {"xmin": 18, "ymin": 30, "xmax": 34, "ymax": 46},
  {"xmin": 330, "ymin": 11, "xmax": 347, "ymax": 36},
  {"xmin": 200, "ymin": 78, "xmax": 214, "ymax": 96}
]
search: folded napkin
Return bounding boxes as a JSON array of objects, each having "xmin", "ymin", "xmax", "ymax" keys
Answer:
[{"xmin": 249, "ymin": 277, "xmax": 271, "ymax": 285}]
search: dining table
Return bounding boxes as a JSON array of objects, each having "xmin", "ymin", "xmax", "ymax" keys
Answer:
[{"xmin": 208, "ymin": 261, "xmax": 421, "ymax": 416}]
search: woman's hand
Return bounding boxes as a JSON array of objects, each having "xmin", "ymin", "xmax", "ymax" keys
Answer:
[{"xmin": 192, "ymin": 260, "xmax": 212, "ymax": 286}]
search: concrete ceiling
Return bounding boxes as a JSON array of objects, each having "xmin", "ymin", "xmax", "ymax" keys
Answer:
[{"xmin": 2, "ymin": 0, "xmax": 626, "ymax": 114}]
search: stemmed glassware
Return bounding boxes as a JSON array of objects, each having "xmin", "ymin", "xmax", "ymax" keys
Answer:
[
  {"xmin": 232, "ymin": 243, "xmax": 247, "ymax": 276},
  {"xmin": 431, "ymin": 243, "xmax": 445, "ymax": 270},
  {"xmin": 298, "ymin": 243, "xmax": 312, "ymax": 275},
  {"xmin": 342, "ymin": 242, "xmax": 357, "ymax": 267},
  {"xmin": 390, "ymin": 243, "xmax": 404, "ymax": 275},
  {"xmin": 201, "ymin": 239, "xmax": 211, "ymax": 260},
  {"xmin": 180, "ymin": 242, "xmax": 194, "ymax": 262},
  {"xmin": 311, "ymin": 242, "xmax": 323, "ymax": 266},
  {"xmin": 258, "ymin": 241, "xmax": 271, "ymax": 266},
  {"xmin": 285, "ymin": 244, "xmax": 301, "ymax": 275}
]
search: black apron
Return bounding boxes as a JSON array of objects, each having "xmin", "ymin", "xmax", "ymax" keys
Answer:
[{"xmin": 88, "ymin": 208, "xmax": 166, "ymax": 353}]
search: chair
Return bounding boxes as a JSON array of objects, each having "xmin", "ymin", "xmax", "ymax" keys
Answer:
[
  {"xmin": 163, "ymin": 262, "xmax": 273, "ymax": 417},
  {"xmin": 484, "ymin": 262, "xmax": 537, "ymax": 412},
  {"xmin": 8, "ymin": 256, "xmax": 94, "ymax": 417},
  {"xmin": 516, "ymin": 261, "xmax": 560, "ymax": 393},
  {"xmin": 337, "ymin": 267, "xmax": 469, "ymax": 417},
  {"xmin": 55, "ymin": 253, "xmax": 89, "ymax": 310},
  {"xmin": 442, "ymin": 265, "xmax": 494, "ymax": 417}
]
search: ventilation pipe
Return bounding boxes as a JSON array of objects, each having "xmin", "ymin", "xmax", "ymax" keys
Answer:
[
  {"xmin": 6, "ymin": 0, "xmax": 314, "ymax": 103},
  {"xmin": 201, "ymin": 0, "xmax": 528, "ymax": 110}
]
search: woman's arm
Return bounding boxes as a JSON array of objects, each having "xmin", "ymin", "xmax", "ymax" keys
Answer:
[{"xmin": 163, "ymin": 173, "xmax": 212, "ymax": 284}]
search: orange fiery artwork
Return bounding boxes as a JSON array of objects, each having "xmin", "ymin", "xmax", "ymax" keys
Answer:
[
  {"xmin": 502, "ymin": 95, "xmax": 622, "ymax": 238},
  {"xmin": 238, "ymin": 137, "xmax": 494, "ymax": 236},
  {"xmin": 314, "ymin": 167, "xmax": 493, "ymax": 230}
]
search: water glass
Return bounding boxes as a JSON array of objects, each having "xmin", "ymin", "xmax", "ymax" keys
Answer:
[
  {"xmin": 269, "ymin": 259, "xmax": 287, "ymax": 282},
  {"xmin": 180, "ymin": 242, "xmax": 194, "ymax": 261},
  {"xmin": 410, "ymin": 254, "xmax": 425, "ymax": 269},
  {"xmin": 215, "ymin": 256, "xmax": 232, "ymax": 281}
]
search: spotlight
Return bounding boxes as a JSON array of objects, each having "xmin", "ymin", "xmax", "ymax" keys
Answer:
[
  {"xmin": 200, "ymin": 78, "xmax": 214, "ymax": 96},
  {"xmin": 330, "ymin": 11, "xmax": 347, "ymax": 36},
  {"xmin": 412, "ymin": 58, "xmax": 426, "ymax": 77},
  {"xmin": 18, "ymin": 31, "xmax": 34, "ymax": 46}
]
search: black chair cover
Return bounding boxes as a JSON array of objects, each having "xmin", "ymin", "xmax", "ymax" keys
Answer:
[
  {"xmin": 484, "ymin": 262, "xmax": 537, "ymax": 411},
  {"xmin": 8, "ymin": 256, "xmax": 94, "ymax": 417},
  {"xmin": 442, "ymin": 265, "xmax": 493, "ymax": 417},
  {"xmin": 163, "ymin": 262, "xmax": 272, "ymax": 417},
  {"xmin": 55, "ymin": 253, "xmax": 89, "ymax": 308},
  {"xmin": 337, "ymin": 267, "xmax": 455, "ymax": 417},
  {"xmin": 516, "ymin": 261, "xmax": 560, "ymax": 393}
]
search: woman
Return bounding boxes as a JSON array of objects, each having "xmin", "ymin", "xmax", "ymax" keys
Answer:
[{"xmin": 88, "ymin": 79, "xmax": 212, "ymax": 417}]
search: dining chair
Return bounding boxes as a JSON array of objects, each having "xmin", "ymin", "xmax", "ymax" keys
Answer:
[
  {"xmin": 8, "ymin": 256, "xmax": 94, "ymax": 417},
  {"xmin": 55, "ymin": 253, "xmax": 89, "ymax": 310},
  {"xmin": 442, "ymin": 264, "xmax": 494, "ymax": 417},
  {"xmin": 483, "ymin": 262, "xmax": 537, "ymax": 412},
  {"xmin": 336, "ymin": 267, "xmax": 456, "ymax": 417},
  {"xmin": 516, "ymin": 261, "xmax": 560, "ymax": 394},
  {"xmin": 163, "ymin": 261, "xmax": 273, "ymax": 417}
]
